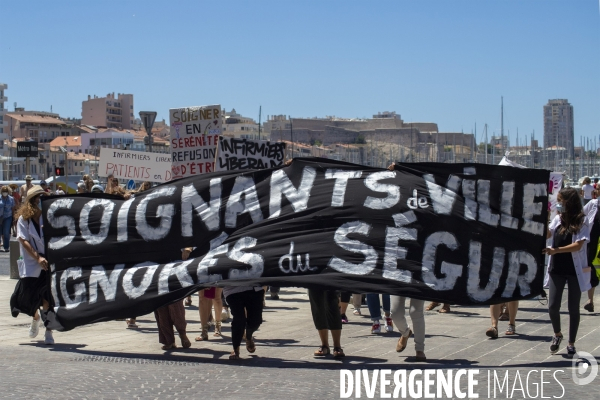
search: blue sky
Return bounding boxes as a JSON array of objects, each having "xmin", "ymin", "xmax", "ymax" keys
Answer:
[{"xmin": 1, "ymin": 0, "xmax": 599, "ymax": 147}]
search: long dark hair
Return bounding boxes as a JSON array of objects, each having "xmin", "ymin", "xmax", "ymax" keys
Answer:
[{"xmin": 558, "ymin": 187, "xmax": 584, "ymax": 235}]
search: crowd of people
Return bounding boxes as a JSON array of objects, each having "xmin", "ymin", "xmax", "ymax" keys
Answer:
[{"xmin": 7, "ymin": 172, "xmax": 600, "ymax": 362}]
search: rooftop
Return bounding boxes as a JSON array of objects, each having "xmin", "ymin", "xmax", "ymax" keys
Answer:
[
  {"xmin": 49, "ymin": 136, "xmax": 82, "ymax": 147},
  {"xmin": 6, "ymin": 113, "xmax": 67, "ymax": 125}
]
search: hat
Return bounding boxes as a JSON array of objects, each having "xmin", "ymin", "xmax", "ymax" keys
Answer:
[
  {"xmin": 25, "ymin": 185, "xmax": 45, "ymax": 204},
  {"xmin": 25, "ymin": 175, "xmax": 33, "ymax": 181},
  {"xmin": 91, "ymin": 184, "xmax": 104, "ymax": 193},
  {"xmin": 40, "ymin": 180, "xmax": 47, "ymax": 185}
]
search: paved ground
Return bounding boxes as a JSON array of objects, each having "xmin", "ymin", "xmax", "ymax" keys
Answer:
[{"xmin": 0, "ymin": 243, "xmax": 599, "ymax": 399}]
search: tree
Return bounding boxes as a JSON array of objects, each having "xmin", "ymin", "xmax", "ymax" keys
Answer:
[{"xmin": 478, "ymin": 143, "xmax": 493, "ymax": 154}]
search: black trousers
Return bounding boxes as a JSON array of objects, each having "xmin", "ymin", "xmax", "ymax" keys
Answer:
[
  {"xmin": 269, "ymin": 286, "xmax": 280, "ymax": 294},
  {"xmin": 548, "ymin": 273, "xmax": 581, "ymax": 344},
  {"xmin": 308, "ymin": 289, "xmax": 342, "ymax": 331},
  {"xmin": 340, "ymin": 291, "xmax": 352, "ymax": 304},
  {"xmin": 226, "ymin": 289, "xmax": 264, "ymax": 349}
]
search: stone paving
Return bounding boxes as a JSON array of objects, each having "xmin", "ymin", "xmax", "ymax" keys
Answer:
[{"xmin": 0, "ymin": 247, "xmax": 599, "ymax": 399}]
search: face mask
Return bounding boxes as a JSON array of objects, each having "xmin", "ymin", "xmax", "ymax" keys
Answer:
[
  {"xmin": 556, "ymin": 203, "xmax": 563, "ymax": 213},
  {"xmin": 1, "ymin": 193, "xmax": 7, "ymax": 197}
]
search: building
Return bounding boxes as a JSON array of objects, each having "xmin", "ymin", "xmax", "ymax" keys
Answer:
[
  {"xmin": 4, "ymin": 139, "xmax": 45, "ymax": 180},
  {"xmin": 221, "ymin": 108, "xmax": 261, "ymax": 140},
  {"xmin": 490, "ymin": 135, "xmax": 509, "ymax": 150},
  {"xmin": 4, "ymin": 111, "xmax": 76, "ymax": 142},
  {"xmin": 544, "ymin": 99, "xmax": 574, "ymax": 159},
  {"xmin": 82, "ymin": 93, "xmax": 134, "ymax": 129}
]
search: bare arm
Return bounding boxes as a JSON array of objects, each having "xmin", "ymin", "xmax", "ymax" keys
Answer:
[
  {"xmin": 542, "ymin": 239, "xmax": 585, "ymax": 255},
  {"xmin": 182, "ymin": 247, "xmax": 193, "ymax": 260}
]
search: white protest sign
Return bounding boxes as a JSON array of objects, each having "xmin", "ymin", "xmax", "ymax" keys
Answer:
[
  {"xmin": 216, "ymin": 137, "xmax": 287, "ymax": 171},
  {"xmin": 99, "ymin": 148, "xmax": 173, "ymax": 183},
  {"xmin": 169, "ymin": 105, "xmax": 221, "ymax": 179},
  {"xmin": 548, "ymin": 172, "xmax": 563, "ymax": 220}
]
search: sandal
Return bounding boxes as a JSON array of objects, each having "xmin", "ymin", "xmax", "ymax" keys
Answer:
[
  {"xmin": 438, "ymin": 304, "xmax": 450, "ymax": 313},
  {"xmin": 425, "ymin": 302, "xmax": 440, "ymax": 311},
  {"xmin": 396, "ymin": 329, "xmax": 412, "ymax": 352},
  {"xmin": 505, "ymin": 324, "xmax": 516, "ymax": 335},
  {"xmin": 214, "ymin": 321, "xmax": 222, "ymax": 337},
  {"xmin": 333, "ymin": 347, "xmax": 345, "ymax": 358},
  {"xmin": 126, "ymin": 319, "xmax": 138, "ymax": 329},
  {"xmin": 486, "ymin": 326, "xmax": 498, "ymax": 339},
  {"xmin": 195, "ymin": 324, "xmax": 209, "ymax": 341},
  {"xmin": 246, "ymin": 337, "xmax": 256, "ymax": 353},
  {"xmin": 229, "ymin": 351, "xmax": 240, "ymax": 360},
  {"xmin": 314, "ymin": 345, "xmax": 330, "ymax": 356}
]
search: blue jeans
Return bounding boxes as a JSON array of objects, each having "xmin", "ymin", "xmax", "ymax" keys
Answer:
[
  {"xmin": 2, "ymin": 217, "xmax": 12, "ymax": 251},
  {"xmin": 366, "ymin": 293, "xmax": 390, "ymax": 321}
]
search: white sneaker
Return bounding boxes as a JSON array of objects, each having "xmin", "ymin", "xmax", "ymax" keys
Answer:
[
  {"xmin": 385, "ymin": 317, "xmax": 394, "ymax": 332},
  {"xmin": 371, "ymin": 320, "xmax": 381, "ymax": 334},
  {"xmin": 44, "ymin": 330, "xmax": 54, "ymax": 345},
  {"xmin": 28, "ymin": 318, "xmax": 40, "ymax": 338}
]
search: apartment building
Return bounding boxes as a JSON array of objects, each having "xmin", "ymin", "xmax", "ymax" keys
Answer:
[
  {"xmin": 544, "ymin": 99, "xmax": 574, "ymax": 159},
  {"xmin": 82, "ymin": 93, "xmax": 134, "ymax": 129},
  {"xmin": 221, "ymin": 108, "xmax": 261, "ymax": 140},
  {"xmin": 4, "ymin": 111, "xmax": 76, "ymax": 142}
]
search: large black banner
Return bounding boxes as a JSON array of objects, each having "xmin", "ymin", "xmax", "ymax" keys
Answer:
[{"xmin": 42, "ymin": 158, "xmax": 549, "ymax": 331}]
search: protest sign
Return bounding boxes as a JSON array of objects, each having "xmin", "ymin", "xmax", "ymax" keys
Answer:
[
  {"xmin": 216, "ymin": 137, "xmax": 286, "ymax": 171},
  {"xmin": 42, "ymin": 159, "xmax": 549, "ymax": 331},
  {"xmin": 98, "ymin": 148, "xmax": 172, "ymax": 183},
  {"xmin": 169, "ymin": 105, "xmax": 221, "ymax": 179}
]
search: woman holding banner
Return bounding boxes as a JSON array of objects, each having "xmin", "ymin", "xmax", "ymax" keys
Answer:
[
  {"xmin": 153, "ymin": 301, "xmax": 191, "ymax": 350},
  {"xmin": 9, "ymin": 185, "xmax": 55, "ymax": 345},
  {"xmin": 543, "ymin": 187, "xmax": 591, "ymax": 357},
  {"xmin": 125, "ymin": 181, "xmax": 153, "ymax": 329},
  {"xmin": 308, "ymin": 289, "xmax": 345, "ymax": 358},
  {"xmin": 223, "ymin": 285, "xmax": 264, "ymax": 360},
  {"xmin": 390, "ymin": 296, "xmax": 426, "ymax": 361}
]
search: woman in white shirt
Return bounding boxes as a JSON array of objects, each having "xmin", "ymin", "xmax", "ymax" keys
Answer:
[
  {"xmin": 9, "ymin": 185, "xmax": 54, "ymax": 344},
  {"xmin": 543, "ymin": 187, "xmax": 591, "ymax": 358},
  {"xmin": 580, "ymin": 177, "xmax": 594, "ymax": 205}
]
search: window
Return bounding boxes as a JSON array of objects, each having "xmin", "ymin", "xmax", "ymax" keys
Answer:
[{"xmin": 130, "ymin": 105, "xmax": 133, "ymax": 109}]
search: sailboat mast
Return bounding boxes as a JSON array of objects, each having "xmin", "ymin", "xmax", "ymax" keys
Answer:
[
  {"xmin": 485, "ymin": 124, "xmax": 488, "ymax": 164},
  {"xmin": 501, "ymin": 96, "xmax": 504, "ymax": 157}
]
